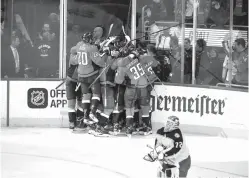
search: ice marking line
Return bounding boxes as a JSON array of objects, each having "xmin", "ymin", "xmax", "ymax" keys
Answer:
[
  {"xmin": 2, "ymin": 152, "xmax": 247, "ymax": 177},
  {"xmin": 2, "ymin": 152, "xmax": 129, "ymax": 178}
]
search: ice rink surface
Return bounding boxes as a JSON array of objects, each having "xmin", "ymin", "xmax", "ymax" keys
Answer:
[{"xmin": 1, "ymin": 128, "xmax": 248, "ymax": 178}]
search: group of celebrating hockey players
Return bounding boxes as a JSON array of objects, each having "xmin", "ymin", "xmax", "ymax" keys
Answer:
[
  {"xmin": 66, "ymin": 26, "xmax": 159, "ymax": 137},
  {"xmin": 65, "ymin": 25, "xmax": 191, "ymax": 178}
]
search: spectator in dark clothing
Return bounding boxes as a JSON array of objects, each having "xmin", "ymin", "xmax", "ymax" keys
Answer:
[
  {"xmin": 233, "ymin": 0, "xmax": 248, "ymax": 26},
  {"xmin": 1, "ymin": 35, "xmax": 24, "ymax": 78},
  {"xmin": 35, "ymin": 23, "xmax": 58, "ymax": 78},
  {"xmin": 232, "ymin": 38, "xmax": 248, "ymax": 85},
  {"xmin": 196, "ymin": 39, "xmax": 221, "ymax": 85},
  {"xmin": 184, "ymin": 38, "xmax": 192, "ymax": 84},
  {"xmin": 169, "ymin": 36, "xmax": 181, "ymax": 83},
  {"xmin": 145, "ymin": 0, "xmax": 174, "ymax": 24}
]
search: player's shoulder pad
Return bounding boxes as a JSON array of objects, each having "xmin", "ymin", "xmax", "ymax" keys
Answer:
[
  {"xmin": 156, "ymin": 127, "xmax": 165, "ymax": 135},
  {"xmin": 172, "ymin": 128, "xmax": 183, "ymax": 139}
]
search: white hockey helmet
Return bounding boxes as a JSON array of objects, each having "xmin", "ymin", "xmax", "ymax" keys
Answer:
[{"xmin": 164, "ymin": 116, "xmax": 180, "ymax": 132}]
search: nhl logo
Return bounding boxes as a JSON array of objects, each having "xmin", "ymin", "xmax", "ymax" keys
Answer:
[
  {"xmin": 31, "ymin": 91, "xmax": 45, "ymax": 106},
  {"xmin": 27, "ymin": 88, "xmax": 48, "ymax": 108}
]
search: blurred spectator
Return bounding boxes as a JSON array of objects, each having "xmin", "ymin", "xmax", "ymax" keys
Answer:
[
  {"xmin": 35, "ymin": 23, "xmax": 58, "ymax": 78},
  {"xmin": 1, "ymin": 18, "xmax": 4, "ymax": 36},
  {"xmin": 197, "ymin": 39, "xmax": 221, "ymax": 85},
  {"xmin": 233, "ymin": 0, "xmax": 248, "ymax": 26},
  {"xmin": 222, "ymin": 55, "xmax": 237, "ymax": 83},
  {"xmin": 38, "ymin": 23, "xmax": 55, "ymax": 42},
  {"xmin": 67, "ymin": 24, "xmax": 82, "ymax": 48},
  {"xmin": 232, "ymin": 38, "xmax": 248, "ymax": 85},
  {"xmin": 48, "ymin": 12, "xmax": 60, "ymax": 36},
  {"xmin": 185, "ymin": 0, "xmax": 194, "ymax": 24},
  {"xmin": 169, "ymin": 36, "xmax": 181, "ymax": 83},
  {"xmin": 205, "ymin": 0, "xmax": 229, "ymax": 28},
  {"xmin": 221, "ymin": 35, "xmax": 237, "ymax": 84},
  {"xmin": 184, "ymin": 38, "xmax": 192, "ymax": 84},
  {"xmin": 1, "ymin": 35, "xmax": 24, "ymax": 78},
  {"xmin": 145, "ymin": 0, "xmax": 174, "ymax": 24},
  {"xmin": 93, "ymin": 25, "xmax": 105, "ymax": 45}
]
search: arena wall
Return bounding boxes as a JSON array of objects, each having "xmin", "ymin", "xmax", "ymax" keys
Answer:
[{"xmin": 1, "ymin": 80, "xmax": 248, "ymax": 139}]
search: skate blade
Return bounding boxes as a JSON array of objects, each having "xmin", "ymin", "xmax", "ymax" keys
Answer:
[
  {"xmin": 88, "ymin": 130, "xmax": 96, "ymax": 135},
  {"xmin": 94, "ymin": 133, "xmax": 110, "ymax": 137},
  {"xmin": 72, "ymin": 128, "xmax": 88, "ymax": 133}
]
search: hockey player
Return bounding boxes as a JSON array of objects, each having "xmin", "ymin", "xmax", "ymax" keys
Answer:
[
  {"xmin": 65, "ymin": 51, "xmax": 84, "ymax": 129},
  {"xmin": 94, "ymin": 43, "xmax": 117, "ymax": 135},
  {"xmin": 145, "ymin": 116, "xmax": 191, "ymax": 178},
  {"xmin": 111, "ymin": 43, "xmax": 159, "ymax": 136},
  {"xmin": 136, "ymin": 44, "xmax": 160, "ymax": 135},
  {"xmin": 71, "ymin": 32, "xmax": 107, "ymax": 126}
]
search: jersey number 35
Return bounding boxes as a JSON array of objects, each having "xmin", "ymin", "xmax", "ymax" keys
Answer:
[
  {"xmin": 77, "ymin": 52, "xmax": 88, "ymax": 65},
  {"xmin": 130, "ymin": 63, "xmax": 154, "ymax": 80}
]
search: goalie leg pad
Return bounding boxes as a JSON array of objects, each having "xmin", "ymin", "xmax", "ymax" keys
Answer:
[{"xmin": 179, "ymin": 155, "xmax": 191, "ymax": 177}]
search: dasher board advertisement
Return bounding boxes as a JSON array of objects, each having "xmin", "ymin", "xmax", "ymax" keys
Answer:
[
  {"xmin": 1, "ymin": 81, "xmax": 7, "ymax": 126},
  {"xmin": 8, "ymin": 81, "xmax": 68, "ymax": 127},
  {"xmin": 150, "ymin": 85, "xmax": 249, "ymax": 130},
  {"xmin": 4, "ymin": 80, "xmax": 249, "ymax": 130}
]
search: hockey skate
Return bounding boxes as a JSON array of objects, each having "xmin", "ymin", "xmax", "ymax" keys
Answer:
[
  {"xmin": 138, "ymin": 123, "xmax": 153, "ymax": 136},
  {"xmin": 83, "ymin": 114, "xmax": 95, "ymax": 125},
  {"xmin": 109, "ymin": 123, "xmax": 121, "ymax": 136},
  {"xmin": 126, "ymin": 126, "xmax": 135, "ymax": 138},
  {"xmin": 69, "ymin": 121, "xmax": 75, "ymax": 129},
  {"xmin": 73, "ymin": 118, "xmax": 87, "ymax": 133},
  {"xmin": 89, "ymin": 112, "xmax": 99, "ymax": 123},
  {"xmin": 93, "ymin": 125, "xmax": 110, "ymax": 137},
  {"xmin": 139, "ymin": 127, "xmax": 152, "ymax": 136}
]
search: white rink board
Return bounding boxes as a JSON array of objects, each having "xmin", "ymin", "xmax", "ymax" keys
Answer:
[
  {"xmin": 1, "ymin": 81, "xmax": 7, "ymax": 126},
  {"xmin": 9, "ymin": 81, "xmax": 68, "ymax": 127},
  {"xmin": 5, "ymin": 80, "xmax": 249, "ymax": 131},
  {"xmin": 150, "ymin": 85, "xmax": 249, "ymax": 131}
]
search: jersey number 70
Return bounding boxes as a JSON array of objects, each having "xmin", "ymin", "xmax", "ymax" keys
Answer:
[{"xmin": 77, "ymin": 52, "xmax": 88, "ymax": 65}]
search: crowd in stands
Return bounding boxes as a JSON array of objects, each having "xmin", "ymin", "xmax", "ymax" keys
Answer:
[
  {"xmin": 1, "ymin": 0, "xmax": 248, "ymax": 87},
  {"xmin": 142, "ymin": 0, "xmax": 248, "ymax": 87}
]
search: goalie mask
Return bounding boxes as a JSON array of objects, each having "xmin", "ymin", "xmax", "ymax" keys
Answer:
[{"xmin": 164, "ymin": 116, "xmax": 180, "ymax": 132}]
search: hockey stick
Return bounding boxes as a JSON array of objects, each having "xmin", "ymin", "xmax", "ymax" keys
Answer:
[
  {"xmin": 99, "ymin": 23, "xmax": 114, "ymax": 48},
  {"xmin": 56, "ymin": 80, "xmax": 66, "ymax": 89},
  {"xmin": 103, "ymin": 24, "xmax": 114, "ymax": 107},
  {"xmin": 107, "ymin": 23, "xmax": 114, "ymax": 38}
]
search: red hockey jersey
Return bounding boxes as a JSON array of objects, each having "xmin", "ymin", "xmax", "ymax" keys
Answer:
[
  {"xmin": 72, "ymin": 42, "xmax": 106, "ymax": 78},
  {"xmin": 112, "ymin": 54, "xmax": 159, "ymax": 88}
]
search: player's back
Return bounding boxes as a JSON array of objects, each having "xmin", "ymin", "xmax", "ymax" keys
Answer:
[
  {"xmin": 140, "ymin": 55, "xmax": 159, "ymax": 84},
  {"xmin": 76, "ymin": 42, "xmax": 103, "ymax": 77},
  {"xmin": 124, "ymin": 58, "xmax": 148, "ymax": 88}
]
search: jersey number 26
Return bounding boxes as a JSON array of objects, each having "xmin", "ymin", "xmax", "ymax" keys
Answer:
[{"xmin": 77, "ymin": 52, "xmax": 88, "ymax": 65}]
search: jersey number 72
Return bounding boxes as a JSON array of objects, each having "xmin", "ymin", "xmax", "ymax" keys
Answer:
[{"xmin": 77, "ymin": 52, "xmax": 88, "ymax": 65}]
